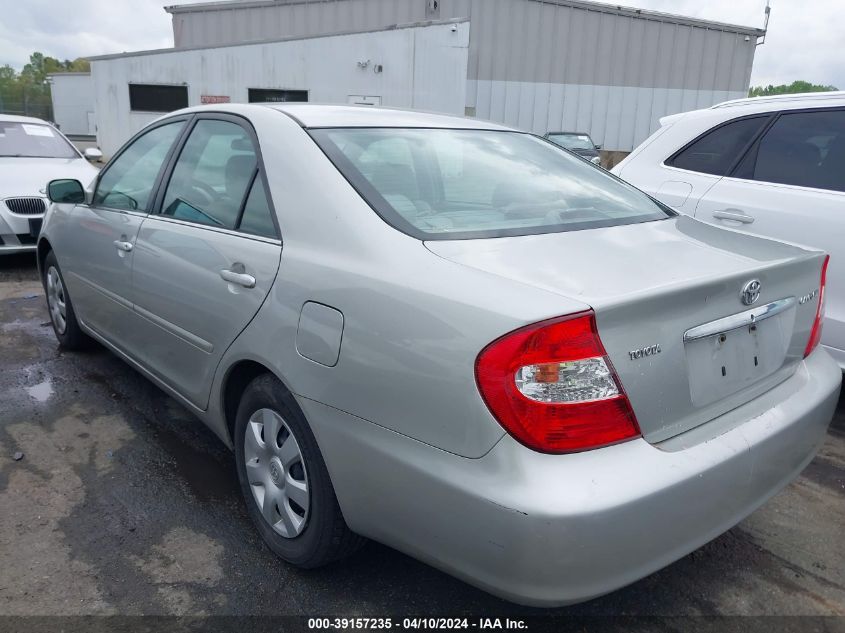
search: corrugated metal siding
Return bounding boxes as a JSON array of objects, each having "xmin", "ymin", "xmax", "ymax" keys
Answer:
[
  {"xmin": 164, "ymin": 0, "xmax": 758, "ymax": 150},
  {"xmin": 170, "ymin": 0, "xmax": 756, "ymax": 91}
]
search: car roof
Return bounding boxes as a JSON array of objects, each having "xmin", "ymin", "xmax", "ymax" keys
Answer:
[
  {"xmin": 270, "ymin": 104, "xmax": 516, "ymax": 130},
  {"xmin": 547, "ymin": 131, "xmax": 592, "ymax": 136},
  {"xmin": 710, "ymin": 91, "xmax": 845, "ymax": 110},
  {"xmin": 658, "ymin": 91, "xmax": 845, "ymax": 127},
  {"xmin": 0, "ymin": 114, "xmax": 52, "ymax": 125},
  {"xmin": 173, "ymin": 103, "xmax": 515, "ymax": 131}
]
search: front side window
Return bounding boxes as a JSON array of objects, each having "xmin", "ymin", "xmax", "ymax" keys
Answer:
[
  {"xmin": 669, "ymin": 116, "xmax": 769, "ymax": 176},
  {"xmin": 311, "ymin": 128, "xmax": 671, "ymax": 240},
  {"xmin": 741, "ymin": 110, "xmax": 845, "ymax": 192},
  {"xmin": 161, "ymin": 119, "xmax": 258, "ymax": 230},
  {"xmin": 94, "ymin": 121, "xmax": 184, "ymax": 211},
  {"xmin": 0, "ymin": 121, "xmax": 78, "ymax": 159}
]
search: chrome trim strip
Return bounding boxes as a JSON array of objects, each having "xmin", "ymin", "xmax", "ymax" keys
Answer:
[
  {"xmin": 146, "ymin": 215, "xmax": 282, "ymax": 246},
  {"xmin": 69, "ymin": 272, "xmax": 133, "ymax": 310},
  {"xmin": 134, "ymin": 303, "xmax": 215, "ymax": 354},
  {"xmin": 683, "ymin": 297, "xmax": 796, "ymax": 343},
  {"xmin": 69, "ymin": 271, "xmax": 213, "ymax": 353}
]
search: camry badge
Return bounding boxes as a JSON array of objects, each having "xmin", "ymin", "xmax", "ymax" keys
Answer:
[
  {"xmin": 741, "ymin": 279, "xmax": 762, "ymax": 306},
  {"xmin": 799, "ymin": 289, "xmax": 818, "ymax": 305}
]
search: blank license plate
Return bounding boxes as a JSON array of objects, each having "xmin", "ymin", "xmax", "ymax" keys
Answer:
[{"xmin": 685, "ymin": 315, "xmax": 791, "ymax": 407}]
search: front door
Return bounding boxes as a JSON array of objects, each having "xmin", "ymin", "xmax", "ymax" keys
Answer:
[
  {"xmin": 60, "ymin": 119, "xmax": 186, "ymax": 348},
  {"xmin": 128, "ymin": 115, "xmax": 282, "ymax": 409},
  {"xmin": 696, "ymin": 108, "xmax": 845, "ymax": 364}
]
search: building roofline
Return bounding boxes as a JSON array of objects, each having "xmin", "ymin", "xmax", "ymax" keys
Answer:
[
  {"xmin": 86, "ymin": 17, "xmax": 468, "ymax": 62},
  {"xmin": 164, "ymin": 0, "xmax": 765, "ymax": 36},
  {"xmin": 46, "ymin": 72, "xmax": 91, "ymax": 77}
]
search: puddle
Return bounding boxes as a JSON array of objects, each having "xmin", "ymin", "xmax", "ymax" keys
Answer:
[{"xmin": 27, "ymin": 379, "xmax": 54, "ymax": 403}]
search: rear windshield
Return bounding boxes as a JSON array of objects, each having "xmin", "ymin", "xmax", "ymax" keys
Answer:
[
  {"xmin": 548, "ymin": 133, "xmax": 595, "ymax": 150},
  {"xmin": 311, "ymin": 128, "xmax": 670, "ymax": 240},
  {"xmin": 0, "ymin": 121, "xmax": 78, "ymax": 159}
]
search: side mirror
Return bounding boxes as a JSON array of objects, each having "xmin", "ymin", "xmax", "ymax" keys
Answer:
[
  {"xmin": 47, "ymin": 179, "xmax": 86, "ymax": 204},
  {"xmin": 595, "ymin": 144, "xmax": 602, "ymax": 150},
  {"xmin": 83, "ymin": 147, "xmax": 103, "ymax": 162}
]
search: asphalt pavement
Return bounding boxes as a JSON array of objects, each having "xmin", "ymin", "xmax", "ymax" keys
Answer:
[{"xmin": 1, "ymin": 253, "xmax": 843, "ymax": 618}]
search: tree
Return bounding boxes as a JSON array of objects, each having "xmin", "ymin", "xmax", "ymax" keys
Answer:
[
  {"xmin": 749, "ymin": 80, "xmax": 838, "ymax": 98},
  {"xmin": 0, "ymin": 52, "xmax": 90, "ymax": 119}
]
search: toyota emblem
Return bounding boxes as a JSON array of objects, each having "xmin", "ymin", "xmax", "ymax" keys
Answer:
[{"xmin": 741, "ymin": 279, "xmax": 762, "ymax": 306}]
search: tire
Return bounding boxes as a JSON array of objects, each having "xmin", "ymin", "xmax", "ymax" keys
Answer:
[
  {"xmin": 43, "ymin": 250, "xmax": 91, "ymax": 350},
  {"xmin": 234, "ymin": 373, "xmax": 365, "ymax": 568}
]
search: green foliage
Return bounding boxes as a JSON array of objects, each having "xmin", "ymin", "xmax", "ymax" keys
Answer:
[
  {"xmin": 0, "ymin": 52, "xmax": 90, "ymax": 120},
  {"xmin": 748, "ymin": 80, "xmax": 838, "ymax": 98}
]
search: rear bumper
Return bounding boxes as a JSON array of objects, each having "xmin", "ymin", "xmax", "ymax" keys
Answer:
[
  {"xmin": 822, "ymin": 344, "xmax": 845, "ymax": 371},
  {"xmin": 303, "ymin": 349, "xmax": 841, "ymax": 607}
]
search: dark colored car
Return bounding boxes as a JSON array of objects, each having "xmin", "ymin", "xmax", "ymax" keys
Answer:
[{"xmin": 545, "ymin": 131, "xmax": 602, "ymax": 165}]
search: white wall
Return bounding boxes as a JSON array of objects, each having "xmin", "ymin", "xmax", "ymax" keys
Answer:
[
  {"xmin": 91, "ymin": 22, "xmax": 469, "ymax": 156},
  {"xmin": 48, "ymin": 73, "xmax": 95, "ymax": 136}
]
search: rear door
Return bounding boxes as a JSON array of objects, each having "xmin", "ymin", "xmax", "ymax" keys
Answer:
[
  {"xmin": 695, "ymin": 108, "xmax": 845, "ymax": 365},
  {"xmin": 60, "ymin": 118, "xmax": 186, "ymax": 348},
  {"xmin": 128, "ymin": 114, "xmax": 282, "ymax": 409},
  {"xmin": 643, "ymin": 115, "xmax": 772, "ymax": 213}
]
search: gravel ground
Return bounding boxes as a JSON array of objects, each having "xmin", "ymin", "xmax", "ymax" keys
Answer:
[{"xmin": 0, "ymin": 252, "xmax": 843, "ymax": 619}]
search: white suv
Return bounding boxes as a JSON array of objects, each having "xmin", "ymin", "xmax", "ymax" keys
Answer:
[{"xmin": 613, "ymin": 92, "xmax": 845, "ymax": 370}]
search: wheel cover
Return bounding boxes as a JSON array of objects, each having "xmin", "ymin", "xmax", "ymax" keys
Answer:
[
  {"xmin": 46, "ymin": 266, "xmax": 67, "ymax": 335},
  {"xmin": 244, "ymin": 408, "xmax": 310, "ymax": 538}
]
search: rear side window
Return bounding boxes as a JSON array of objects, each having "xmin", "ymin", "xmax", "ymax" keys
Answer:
[
  {"xmin": 162, "ymin": 119, "xmax": 257, "ymax": 229},
  {"xmin": 738, "ymin": 110, "xmax": 845, "ymax": 192},
  {"xmin": 311, "ymin": 128, "xmax": 671, "ymax": 240},
  {"xmin": 238, "ymin": 173, "xmax": 277, "ymax": 238},
  {"xmin": 669, "ymin": 116, "xmax": 769, "ymax": 176}
]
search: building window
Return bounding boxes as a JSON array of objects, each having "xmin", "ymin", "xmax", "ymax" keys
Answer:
[
  {"xmin": 129, "ymin": 84, "xmax": 189, "ymax": 113},
  {"xmin": 248, "ymin": 89, "xmax": 308, "ymax": 103}
]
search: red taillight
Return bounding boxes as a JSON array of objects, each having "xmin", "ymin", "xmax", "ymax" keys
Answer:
[
  {"xmin": 475, "ymin": 311, "xmax": 640, "ymax": 454},
  {"xmin": 804, "ymin": 255, "xmax": 830, "ymax": 358}
]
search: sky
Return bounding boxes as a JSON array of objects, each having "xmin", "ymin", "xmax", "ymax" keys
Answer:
[{"xmin": 0, "ymin": 0, "xmax": 842, "ymax": 89}]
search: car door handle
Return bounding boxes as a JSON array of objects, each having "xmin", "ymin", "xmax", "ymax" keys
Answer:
[
  {"xmin": 113, "ymin": 240, "xmax": 134, "ymax": 252},
  {"xmin": 220, "ymin": 268, "xmax": 256, "ymax": 289},
  {"xmin": 712, "ymin": 209, "xmax": 755, "ymax": 224}
]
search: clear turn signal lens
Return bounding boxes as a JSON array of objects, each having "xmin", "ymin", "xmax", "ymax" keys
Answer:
[{"xmin": 515, "ymin": 357, "xmax": 619, "ymax": 403}]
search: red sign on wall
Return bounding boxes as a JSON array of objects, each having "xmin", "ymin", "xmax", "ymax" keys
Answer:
[{"xmin": 201, "ymin": 95, "xmax": 231, "ymax": 104}]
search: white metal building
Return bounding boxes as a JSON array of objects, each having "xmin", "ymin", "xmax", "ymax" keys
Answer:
[
  {"xmin": 47, "ymin": 72, "xmax": 96, "ymax": 136},
  {"xmin": 90, "ymin": 20, "xmax": 468, "ymax": 156},
  {"xmin": 88, "ymin": 0, "xmax": 764, "ymax": 155}
]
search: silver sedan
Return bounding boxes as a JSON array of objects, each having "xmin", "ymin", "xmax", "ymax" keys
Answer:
[{"xmin": 38, "ymin": 104, "xmax": 841, "ymax": 606}]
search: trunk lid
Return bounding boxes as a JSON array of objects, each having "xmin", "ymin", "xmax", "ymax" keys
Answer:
[{"xmin": 426, "ymin": 216, "xmax": 825, "ymax": 443}]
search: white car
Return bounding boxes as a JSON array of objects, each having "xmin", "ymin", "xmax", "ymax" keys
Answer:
[
  {"xmin": 1, "ymin": 115, "xmax": 101, "ymax": 254},
  {"xmin": 613, "ymin": 92, "xmax": 845, "ymax": 370}
]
